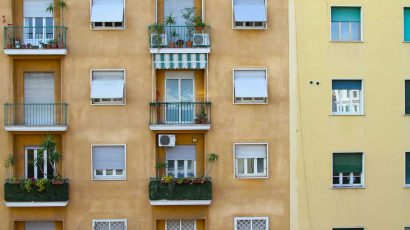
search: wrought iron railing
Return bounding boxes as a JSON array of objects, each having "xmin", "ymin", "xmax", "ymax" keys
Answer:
[
  {"xmin": 148, "ymin": 25, "xmax": 211, "ymax": 48},
  {"xmin": 149, "ymin": 102, "xmax": 211, "ymax": 125},
  {"xmin": 148, "ymin": 177, "xmax": 212, "ymax": 201},
  {"xmin": 3, "ymin": 26, "xmax": 67, "ymax": 49},
  {"xmin": 4, "ymin": 103, "xmax": 68, "ymax": 127}
]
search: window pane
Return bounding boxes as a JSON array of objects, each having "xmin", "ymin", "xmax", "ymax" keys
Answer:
[
  {"xmin": 105, "ymin": 169, "xmax": 113, "ymax": 175},
  {"xmin": 187, "ymin": 160, "xmax": 194, "ymax": 177},
  {"xmin": 247, "ymin": 158, "xmax": 254, "ymax": 174},
  {"xmin": 353, "ymin": 172, "xmax": 361, "ymax": 184},
  {"xmin": 331, "ymin": 22, "xmax": 339, "ymax": 40},
  {"xmin": 340, "ymin": 22, "xmax": 350, "ymax": 41},
  {"xmin": 116, "ymin": 169, "xmax": 123, "ymax": 175},
  {"xmin": 332, "ymin": 80, "xmax": 362, "ymax": 114},
  {"xmin": 27, "ymin": 150, "xmax": 35, "ymax": 178},
  {"xmin": 237, "ymin": 159, "xmax": 245, "ymax": 174},
  {"xmin": 333, "ymin": 175, "xmax": 340, "ymax": 185},
  {"xmin": 342, "ymin": 172, "xmax": 350, "ymax": 184},
  {"xmin": 351, "ymin": 21, "xmax": 360, "ymax": 41},
  {"xmin": 96, "ymin": 169, "xmax": 103, "ymax": 175},
  {"xmin": 257, "ymin": 158, "xmax": 265, "ymax": 174},
  {"xmin": 177, "ymin": 160, "xmax": 185, "ymax": 178},
  {"xmin": 37, "ymin": 149, "xmax": 45, "ymax": 179},
  {"xmin": 167, "ymin": 160, "xmax": 175, "ymax": 176},
  {"xmin": 35, "ymin": 17, "xmax": 43, "ymax": 40},
  {"xmin": 45, "ymin": 17, "xmax": 53, "ymax": 39},
  {"xmin": 24, "ymin": 17, "xmax": 33, "ymax": 39}
]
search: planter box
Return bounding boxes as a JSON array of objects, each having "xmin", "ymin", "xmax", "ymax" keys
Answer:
[
  {"xmin": 149, "ymin": 178, "xmax": 212, "ymax": 201},
  {"xmin": 4, "ymin": 179, "xmax": 69, "ymax": 202}
]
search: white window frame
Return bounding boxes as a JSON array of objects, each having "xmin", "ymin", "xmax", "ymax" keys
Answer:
[
  {"xmin": 90, "ymin": 69, "xmax": 126, "ymax": 106},
  {"xmin": 89, "ymin": 0, "xmax": 126, "ymax": 30},
  {"xmin": 234, "ymin": 217, "xmax": 269, "ymax": 230},
  {"xmin": 165, "ymin": 219, "xmax": 196, "ymax": 230},
  {"xmin": 331, "ymin": 79, "xmax": 364, "ymax": 116},
  {"xmin": 231, "ymin": 0, "xmax": 268, "ymax": 30},
  {"xmin": 25, "ymin": 146, "xmax": 53, "ymax": 179},
  {"xmin": 233, "ymin": 143, "xmax": 268, "ymax": 179},
  {"xmin": 332, "ymin": 152, "xmax": 365, "ymax": 188},
  {"xmin": 232, "ymin": 68, "xmax": 268, "ymax": 105},
  {"xmin": 91, "ymin": 144, "xmax": 127, "ymax": 181},
  {"xmin": 166, "ymin": 159, "xmax": 197, "ymax": 178},
  {"xmin": 330, "ymin": 5, "xmax": 363, "ymax": 42},
  {"xmin": 92, "ymin": 219, "xmax": 127, "ymax": 230},
  {"xmin": 23, "ymin": 17, "xmax": 55, "ymax": 46}
]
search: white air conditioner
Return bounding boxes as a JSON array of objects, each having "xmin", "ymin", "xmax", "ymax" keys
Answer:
[
  {"xmin": 235, "ymin": 97, "xmax": 267, "ymax": 103},
  {"xmin": 158, "ymin": 134, "xmax": 176, "ymax": 147},
  {"xmin": 193, "ymin": 33, "xmax": 210, "ymax": 47},
  {"xmin": 150, "ymin": 33, "xmax": 167, "ymax": 47}
]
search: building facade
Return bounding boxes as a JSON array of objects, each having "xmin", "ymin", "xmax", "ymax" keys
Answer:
[
  {"xmin": 0, "ymin": 0, "xmax": 289, "ymax": 229},
  {"xmin": 292, "ymin": 0, "xmax": 410, "ymax": 230}
]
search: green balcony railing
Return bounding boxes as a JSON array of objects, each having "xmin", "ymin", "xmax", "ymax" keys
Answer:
[
  {"xmin": 3, "ymin": 26, "xmax": 67, "ymax": 49},
  {"xmin": 149, "ymin": 178, "xmax": 212, "ymax": 201},
  {"xmin": 4, "ymin": 103, "xmax": 68, "ymax": 127},
  {"xmin": 149, "ymin": 102, "xmax": 211, "ymax": 125},
  {"xmin": 4, "ymin": 179, "xmax": 69, "ymax": 202},
  {"xmin": 148, "ymin": 25, "xmax": 211, "ymax": 48}
]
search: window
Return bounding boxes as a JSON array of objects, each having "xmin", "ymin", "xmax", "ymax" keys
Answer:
[
  {"xmin": 25, "ymin": 221, "xmax": 56, "ymax": 230},
  {"xmin": 235, "ymin": 144, "xmax": 267, "ymax": 178},
  {"xmin": 25, "ymin": 147, "xmax": 54, "ymax": 179},
  {"xmin": 333, "ymin": 153, "xmax": 363, "ymax": 187},
  {"xmin": 90, "ymin": 0, "xmax": 125, "ymax": 29},
  {"xmin": 93, "ymin": 219, "xmax": 127, "ymax": 230},
  {"xmin": 331, "ymin": 7, "xmax": 361, "ymax": 41},
  {"xmin": 91, "ymin": 70, "xmax": 125, "ymax": 105},
  {"xmin": 406, "ymin": 153, "xmax": 410, "ymax": 186},
  {"xmin": 233, "ymin": 0, "xmax": 267, "ymax": 29},
  {"xmin": 233, "ymin": 69, "xmax": 268, "ymax": 104},
  {"xmin": 166, "ymin": 145, "xmax": 196, "ymax": 178},
  {"xmin": 405, "ymin": 8, "xmax": 410, "ymax": 42},
  {"xmin": 92, "ymin": 145, "xmax": 126, "ymax": 180},
  {"xmin": 23, "ymin": 0, "xmax": 54, "ymax": 47},
  {"xmin": 332, "ymin": 80, "xmax": 363, "ymax": 115},
  {"xmin": 405, "ymin": 80, "xmax": 410, "ymax": 114},
  {"xmin": 405, "ymin": 227, "xmax": 410, "ymax": 230},
  {"xmin": 164, "ymin": 0, "xmax": 194, "ymax": 26},
  {"xmin": 234, "ymin": 217, "xmax": 269, "ymax": 230},
  {"xmin": 165, "ymin": 72, "xmax": 195, "ymax": 123},
  {"xmin": 166, "ymin": 219, "xmax": 196, "ymax": 230}
]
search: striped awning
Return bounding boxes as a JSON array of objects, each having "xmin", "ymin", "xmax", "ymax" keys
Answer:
[{"xmin": 153, "ymin": 53, "xmax": 208, "ymax": 69}]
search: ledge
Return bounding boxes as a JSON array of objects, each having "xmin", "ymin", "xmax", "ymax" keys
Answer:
[
  {"xmin": 150, "ymin": 48, "xmax": 210, "ymax": 54},
  {"xmin": 4, "ymin": 201, "xmax": 69, "ymax": 207},
  {"xmin": 149, "ymin": 200, "xmax": 211, "ymax": 206},
  {"xmin": 5, "ymin": 126, "xmax": 67, "ymax": 132},
  {"xmin": 149, "ymin": 124, "xmax": 210, "ymax": 131},
  {"xmin": 4, "ymin": 49, "xmax": 67, "ymax": 55}
]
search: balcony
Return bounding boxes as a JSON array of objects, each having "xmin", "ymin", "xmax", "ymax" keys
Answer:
[
  {"xmin": 149, "ymin": 25, "xmax": 211, "ymax": 54},
  {"xmin": 148, "ymin": 178, "xmax": 212, "ymax": 206},
  {"xmin": 4, "ymin": 103, "xmax": 68, "ymax": 132},
  {"xmin": 4, "ymin": 179, "xmax": 69, "ymax": 207},
  {"xmin": 3, "ymin": 26, "xmax": 67, "ymax": 55},
  {"xmin": 149, "ymin": 102, "xmax": 211, "ymax": 131}
]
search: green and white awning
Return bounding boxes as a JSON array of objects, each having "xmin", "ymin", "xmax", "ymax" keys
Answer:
[{"xmin": 153, "ymin": 53, "xmax": 208, "ymax": 69}]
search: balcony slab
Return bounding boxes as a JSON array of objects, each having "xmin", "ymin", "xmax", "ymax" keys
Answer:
[
  {"xmin": 149, "ymin": 200, "xmax": 211, "ymax": 206},
  {"xmin": 5, "ymin": 126, "xmax": 68, "ymax": 132},
  {"xmin": 150, "ymin": 48, "xmax": 210, "ymax": 54},
  {"xmin": 4, "ymin": 49, "xmax": 67, "ymax": 55},
  {"xmin": 4, "ymin": 201, "xmax": 69, "ymax": 207},
  {"xmin": 149, "ymin": 124, "xmax": 210, "ymax": 131}
]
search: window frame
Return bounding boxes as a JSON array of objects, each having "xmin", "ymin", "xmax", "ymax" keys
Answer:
[
  {"xmin": 232, "ymin": 68, "xmax": 268, "ymax": 105},
  {"xmin": 231, "ymin": 0, "xmax": 268, "ymax": 30},
  {"xmin": 330, "ymin": 5, "xmax": 363, "ymax": 42},
  {"xmin": 91, "ymin": 144, "xmax": 127, "ymax": 181},
  {"xmin": 24, "ymin": 146, "xmax": 53, "ymax": 179},
  {"xmin": 331, "ymin": 78, "xmax": 364, "ymax": 116},
  {"xmin": 90, "ymin": 69, "xmax": 126, "ymax": 106},
  {"xmin": 332, "ymin": 152, "xmax": 365, "ymax": 189},
  {"xmin": 404, "ymin": 79, "xmax": 410, "ymax": 115},
  {"xmin": 92, "ymin": 219, "xmax": 128, "ymax": 230},
  {"xmin": 165, "ymin": 219, "xmax": 197, "ymax": 230},
  {"xmin": 234, "ymin": 217, "xmax": 269, "ymax": 230},
  {"xmin": 89, "ymin": 0, "xmax": 126, "ymax": 31},
  {"xmin": 233, "ymin": 143, "xmax": 269, "ymax": 179}
]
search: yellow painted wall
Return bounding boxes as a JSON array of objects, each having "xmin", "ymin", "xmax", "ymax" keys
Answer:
[{"xmin": 294, "ymin": 0, "xmax": 410, "ymax": 229}]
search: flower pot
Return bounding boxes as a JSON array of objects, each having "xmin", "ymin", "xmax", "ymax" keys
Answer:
[
  {"xmin": 58, "ymin": 41, "xmax": 64, "ymax": 48},
  {"xmin": 46, "ymin": 44, "xmax": 51, "ymax": 49},
  {"xmin": 21, "ymin": 44, "xmax": 26, "ymax": 49},
  {"xmin": 168, "ymin": 42, "xmax": 176, "ymax": 48},
  {"xmin": 186, "ymin": 40, "xmax": 193, "ymax": 48},
  {"xmin": 6, "ymin": 44, "xmax": 12, "ymax": 49},
  {"xmin": 195, "ymin": 27, "xmax": 204, "ymax": 31}
]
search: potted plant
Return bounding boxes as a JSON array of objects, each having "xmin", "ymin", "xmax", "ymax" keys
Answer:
[
  {"xmin": 176, "ymin": 39, "xmax": 184, "ymax": 48},
  {"xmin": 33, "ymin": 135, "xmax": 63, "ymax": 180},
  {"xmin": 193, "ymin": 16, "xmax": 206, "ymax": 31},
  {"xmin": 195, "ymin": 105, "xmax": 208, "ymax": 124},
  {"xmin": 46, "ymin": 0, "xmax": 68, "ymax": 26},
  {"xmin": 149, "ymin": 23, "xmax": 165, "ymax": 48},
  {"xmin": 164, "ymin": 13, "xmax": 177, "ymax": 48},
  {"xmin": 202, "ymin": 153, "xmax": 218, "ymax": 181},
  {"xmin": 155, "ymin": 162, "xmax": 167, "ymax": 178},
  {"xmin": 51, "ymin": 175, "xmax": 65, "ymax": 185},
  {"xmin": 169, "ymin": 29, "xmax": 178, "ymax": 48},
  {"xmin": 181, "ymin": 7, "xmax": 196, "ymax": 48},
  {"xmin": 4, "ymin": 154, "xmax": 17, "ymax": 183},
  {"xmin": 161, "ymin": 175, "xmax": 173, "ymax": 184}
]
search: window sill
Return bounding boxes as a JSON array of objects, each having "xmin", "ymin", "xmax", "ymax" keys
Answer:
[
  {"xmin": 91, "ymin": 103, "xmax": 126, "ymax": 106},
  {"xmin": 332, "ymin": 185, "xmax": 365, "ymax": 189},
  {"xmin": 233, "ymin": 27, "xmax": 267, "ymax": 30},
  {"xmin": 92, "ymin": 178, "xmax": 126, "ymax": 181},
  {"xmin": 330, "ymin": 40, "xmax": 364, "ymax": 43},
  {"xmin": 330, "ymin": 113, "xmax": 365, "ymax": 116},
  {"xmin": 235, "ymin": 175, "xmax": 268, "ymax": 179},
  {"xmin": 90, "ymin": 27, "xmax": 126, "ymax": 31},
  {"xmin": 403, "ymin": 185, "xmax": 410, "ymax": 188}
]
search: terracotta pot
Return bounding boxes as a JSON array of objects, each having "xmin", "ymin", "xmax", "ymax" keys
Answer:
[
  {"xmin": 168, "ymin": 42, "xmax": 175, "ymax": 48},
  {"xmin": 6, "ymin": 44, "xmax": 12, "ymax": 49},
  {"xmin": 52, "ymin": 43, "xmax": 57, "ymax": 49},
  {"xmin": 186, "ymin": 40, "xmax": 193, "ymax": 48},
  {"xmin": 195, "ymin": 27, "xmax": 204, "ymax": 31},
  {"xmin": 58, "ymin": 41, "xmax": 64, "ymax": 48},
  {"xmin": 46, "ymin": 44, "xmax": 51, "ymax": 49}
]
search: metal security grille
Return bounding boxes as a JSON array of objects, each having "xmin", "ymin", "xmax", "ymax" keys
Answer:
[
  {"xmin": 235, "ymin": 217, "xmax": 268, "ymax": 230},
  {"xmin": 93, "ymin": 220, "xmax": 127, "ymax": 230},
  {"xmin": 166, "ymin": 219, "xmax": 196, "ymax": 230}
]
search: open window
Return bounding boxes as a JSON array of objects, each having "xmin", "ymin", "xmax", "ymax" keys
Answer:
[
  {"xmin": 233, "ymin": 0, "xmax": 267, "ymax": 29},
  {"xmin": 332, "ymin": 80, "xmax": 363, "ymax": 115},
  {"xmin": 90, "ymin": 0, "xmax": 125, "ymax": 29},
  {"xmin": 233, "ymin": 69, "xmax": 268, "ymax": 104},
  {"xmin": 91, "ymin": 70, "xmax": 125, "ymax": 105}
]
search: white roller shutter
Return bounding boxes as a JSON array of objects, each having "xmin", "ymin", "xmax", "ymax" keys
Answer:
[
  {"xmin": 92, "ymin": 146, "xmax": 126, "ymax": 170},
  {"xmin": 234, "ymin": 0, "xmax": 267, "ymax": 22},
  {"xmin": 24, "ymin": 0, "xmax": 53, "ymax": 17},
  {"xmin": 25, "ymin": 222, "xmax": 55, "ymax": 230},
  {"xmin": 91, "ymin": 0, "xmax": 124, "ymax": 22},
  {"xmin": 24, "ymin": 73, "xmax": 55, "ymax": 103},
  {"xmin": 235, "ymin": 144, "xmax": 267, "ymax": 158},
  {"xmin": 234, "ymin": 70, "xmax": 268, "ymax": 98},
  {"xmin": 166, "ymin": 145, "xmax": 196, "ymax": 160},
  {"xmin": 91, "ymin": 71, "xmax": 125, "ymax": 99}
]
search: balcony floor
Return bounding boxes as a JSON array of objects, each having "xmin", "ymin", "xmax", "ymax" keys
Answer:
[
  {"xmin": 5, "ymin": 125, "xmax": 68, "ymax": 132},
  {"xmin": 4, "ymin": 201, "xmax": 69, "ymax": 207},
  {"xmin": 4, "ymin": 49, "xmax": 67, "ymax": 55},
  {"xmin": 149, "ymin": 124, "xmax": 210, "ymax": 131},
  {"xmin": 149, "ymin": 200, "xmax": 212, "ymax": 206},
  {"xmin": 150, "ymin": 48, "xmax": 210, "ymax": 54}
]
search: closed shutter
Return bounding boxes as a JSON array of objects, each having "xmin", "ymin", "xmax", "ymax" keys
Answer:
[
  {"xmin": 406, "ymin": 153, "xmax": 410, "ymax": 185},
  {"xmin": 25, "ymin": 222, "xmax": 55, "ymax": 230},
  {"xmin": 405, "ymin": 8, "xmax": 410, "ymax": 41},
  {"xmin": 24, "ymin": 0, "xmax": 53, "ymax": 17},
  {"xmin": 91, "ymin": 0, "xmax": 124, "ymax": 22},
  {"xmin": 166, "ymin": 145, "xmax": 196, "ymax": 160},
  {"xmin": 234, "ymin": 70, "xmax": 268, "ymax": 98},
  {"xmin": 24, "ymin": 73, "xmax": 55, "ymax": 104},
  {"xmin": 233, "ymin": 0, "xmax": 267, "ymax": 22},
  {"xmin": 235, "ymin": 144, "xmax": 267, "ymax": 159},
  {"xmin": 405, "ymin": 80, "xmax": 410, "ymax": 114},
  {"xmin": 332, "ymin": 80, "xmax": 362, "ymax": 90},
  {"xmin": 164, "ymin": 0, "xmax": 194, "ymax": 25},
  {"xmin": 91, "ymin": 71, "xmax": 125, "ymax": 99},
  {"xmin": 331, "ymin": 7, "xmax": 361, "ymax": 22},
  {"xmin": 92, "ymin": 146, "xmax": 125, "ymax": 170},
  {"xmin": 333, "ymin": 153, "xmax": 363, "ymax": 173}
]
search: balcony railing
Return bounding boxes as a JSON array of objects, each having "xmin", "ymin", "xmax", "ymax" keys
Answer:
[
  {"xmin": 4, "ymin": 103, "xmax": 68, "ymax": 130},
  {"xmin": 4, "ymin": 179, "xmax": 69, "ymax": 206},
  {"xmin": 3, "ymin": 26, "xmax": 67, "ymax": 50},
  {"xmin": 149, "ymin": 102, "xmax": 211, "ymax": 126},
  {"xmin": 149, "ymin": 178, "xmax": 212, "ymax": 205},
  {"xmin": 148, "ymin": 25, "xmax": 211, "ymax": 49}
]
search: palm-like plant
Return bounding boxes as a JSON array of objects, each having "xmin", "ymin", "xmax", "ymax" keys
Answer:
[
  {"xmin": 204, "ymin": 153, "xmax": 218, "ymax": 178},
  {"xmin": 4, "ymin": 154, "xmax": 15, "ymax": 178},
  {"xmin": 33, "ymin": 135, "xmax": 63, "ymax": 178},
  {"xmin": 46, "ymin": 0, "xmax": 68, "ymax": 26}
]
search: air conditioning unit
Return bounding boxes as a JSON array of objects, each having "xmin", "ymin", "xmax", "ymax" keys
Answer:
[
  {"xmin": 150, "ymin": 33, "xmax": 167, "ymax": 47},
  {"xmin": 158, "ymin": 134, "xmax": 176, "ymax": 147},
  {"xmin": 193, "ymin": 33, "xmax": 210, "ymax": 47},
  {"xmin": 235, "ymin": 97, "xmax": 267, "ymax": 104}
]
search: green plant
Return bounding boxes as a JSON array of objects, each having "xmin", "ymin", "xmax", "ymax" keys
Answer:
[
  {"xmin": 33, "ymin": 135, "xmax": 63, "ymax": 179},
  {"xmin": 181, "ymin": 7, "xmax": 196, "ymax": 40},
  {"xmin": 149, "ymin": 23, "xmax": 165, "ymax": 47},
  {"xmin": 204, "ymin": 153, "xmax": 218, "ymax": 178},
  {"xmin": 23, "ymin": 178, "xmax": 33, "ymax": 192},
  {"xmin": 170, "ymin": 29, "xmax": 178, "ymax": 42},
  {"xmin": 4, "ymin": 154, "xmax": 15, "ymax": 177},
  {"xmin": 164, "ymin": 13, "xmax": 176, "ymax": 26},
  {"xmin": 162, "ymin": 175, "xmax": 173, "ymax": 184},
  {"xmin": 155, "ymin": 162, "xmax": 167, "ymax": 177},
  {"xmin": 176, "ymin": 178, "xmax": 184, "ymax": 184},
  {"xmin": 196, "ymin": 105, "xmax": 207, "ymax": 123},
  {"xmin": 46, "ymin": 0, "xmax": 68, "ymax": 26},
  {"xmin": 193, "ymin": 16, "xmax": 206, "ymax": 29},
  {"xmin": 35, "ymin": 178, "xmax": 48, "ymax": 192},
  {"xmin": 6, "ymin": 176, "xmax": 18, "ymax": 184}
]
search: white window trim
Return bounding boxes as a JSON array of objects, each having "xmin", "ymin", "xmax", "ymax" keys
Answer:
[
  {"xmin": 89, "ymin": 0, "xmax": 126, "ymax": 31},
  {"xmin": 231, "ymin": 0, "xmax": 268, "ymax": 30},
  {"xmin": 165, "ymin": 219, "xmax": 197, "ymax": 230},
  {"xmin": 92, "ymin": 219, "xmax": 127, "ymax": 230},
  {"xmin": 91, "ymin": 144, "xmax": 127, "ymax": 181},
  {"xmin": 90, "ymin": 69, "xmax": 126, "ymax": 106},
  {"xmin": 233, "ymin": 143, "xmax": 269, "ymax": 179},
  {"xmin": 331, "ymin": 78, "xmax": 364, "ymax": 116},
  {"xmin": 332, "ymin": 152, "xmax": 365, "ymax": 189},
  {"xmin": 234, "ymin": 217, "xmax": 269, "ymax": 230},
  {"xmin": 232, "ymin": 68, "xmax": 268, "ymax": 105},
  {"xmin": 25, "ymin": 146, "xmax": 53, "ymax": 179},
  {"xmin": 329, "ymin": 5, "xmax": 363, "ymax": 42}
]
